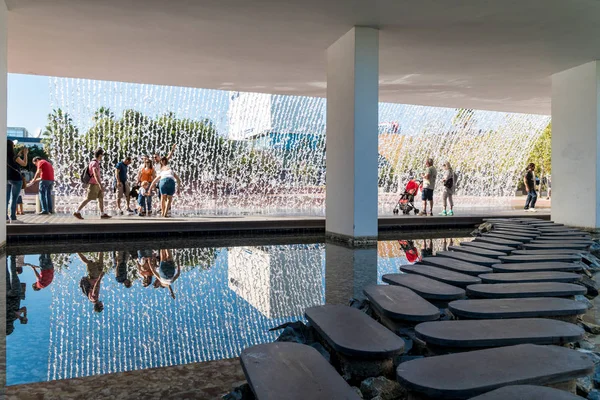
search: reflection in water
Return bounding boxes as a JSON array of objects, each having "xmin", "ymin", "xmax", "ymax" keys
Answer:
[{"xmin": 6, "ymin": 236, "xmax": 466, "ymax": 385}]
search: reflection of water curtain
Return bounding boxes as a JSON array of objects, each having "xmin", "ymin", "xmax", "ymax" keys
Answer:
[
  {"xmin": 48, "ymin": 78, "xmax": 549, "ymax": 215},
  {"xmin": 46, "ymin": 246, "xmax": 325, "ymax": 382}
]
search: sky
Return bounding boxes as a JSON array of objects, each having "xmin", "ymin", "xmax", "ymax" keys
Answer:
[{"xmin": 7, "ymin": 74, "xmax": 51, "ymax": 137}]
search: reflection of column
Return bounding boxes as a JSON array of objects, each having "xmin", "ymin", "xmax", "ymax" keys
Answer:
[
  {"xmin": 325, "ymin": 243, "xmax": 377, "ymax": 305},
  {"xmin": 0, "ymin": 255, "xmax": 7, "ymax": 392}
]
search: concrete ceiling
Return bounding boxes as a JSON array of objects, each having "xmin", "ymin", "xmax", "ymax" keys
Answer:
[{"xmin": 6, "ymin": 0, "xmax": 600, "ymax": 114}]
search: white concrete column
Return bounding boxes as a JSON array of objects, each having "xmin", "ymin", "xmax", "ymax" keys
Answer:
[
  {"xmin": 0, "ymin": 1, "xmax": 7, "ymax": 246},
  {"xmin": 551, "ymin": 61, "xmax": 600, "ymax": 229},
  {"xmin": 326, "ymin": 27, "xmax": 379, "ymax": 243}
]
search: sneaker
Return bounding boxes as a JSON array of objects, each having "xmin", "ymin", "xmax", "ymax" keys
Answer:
[
  {"xmin": 418, "ymin": 211, "xmax": 427, "ymax": 216},
  {"xmin": 439, "ymin": 210, "xmax": 447, "ymax": 216},
  {"xmin": 10, "ymin": 219, "xmax": 24, "ymax": 224},
  {"xmin": 126, "ymin": 208, "xmax": 134, "ymax": 213},
  {"xmin": 428, "ymin": 212, "xmax": 433, "ymax": 216},
  {"xmin": 448, "ymin": 210, "xmax": 454, "ymax": 216},
  {"xmin": 37, "ymin": 211, "xmax": 49, "ymax": 215},
  {"xmin": 529, "ymin": 208, "xmax": 537, "ymax": 212},
  {"xmin": 117, "ymin": 210, "xmax": 124, "ymax": 215},
  {"xmin": 73, "ymin": 212, "xmax": 84, "ymax": 220},
  {"xmin": 100, "ymin": 214, "xmax": 112, "ymax": 219}
]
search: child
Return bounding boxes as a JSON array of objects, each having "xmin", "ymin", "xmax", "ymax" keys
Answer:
[
  {"xmin": 16, "ymin": 174, "xmax": 26, "ymax": 215},
  {"xmin": 137, "ymin": 181, "xmax": 152, "ymax": 216}
]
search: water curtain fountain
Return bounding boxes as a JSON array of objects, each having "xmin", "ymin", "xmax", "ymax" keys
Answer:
[{"xmin": 46, "ymin": 77, "xmax": 550, "ymax": 216}]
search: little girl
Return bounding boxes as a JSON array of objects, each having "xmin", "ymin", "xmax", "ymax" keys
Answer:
[{"xmin": 137, "ymin": 181, "xmax": 152, "ymax": 216}]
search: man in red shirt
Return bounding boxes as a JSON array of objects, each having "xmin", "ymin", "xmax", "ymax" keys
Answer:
[
  {"xmin": 28, "ymin": 254, "xmax": 55, "ymax": 291},
  {"xmin": 28, "ymin": 157, "xmax": 56, "ymax": 214}
]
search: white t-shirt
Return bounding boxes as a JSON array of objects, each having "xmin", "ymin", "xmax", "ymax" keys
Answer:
[
  {"xmin": 159, "ymin": 168, "xmax": 175, "ymax": 180},
  {"xmin": 139, "ymin": 187, "xmax": 149, "ymax": 197}
]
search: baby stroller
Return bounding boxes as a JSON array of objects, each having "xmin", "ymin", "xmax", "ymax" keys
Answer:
[{"xmin": 393, "ymin": 179, "xmax": 421, "ymax": 215}]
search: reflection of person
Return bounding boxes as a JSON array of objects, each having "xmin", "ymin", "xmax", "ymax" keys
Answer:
[
  {"xmin": 421, "ymin": 239, "xmax": 434, "ymax": 257},
  {"xmin": 77, "ymin": 252, "xmax": 105, "ymax": 312},
  {"xmin": 136, "ymin": 250, "xmax": 156, "ymax": 287},
  {"xmin": 7, "ymin": 255, "xmax": 28, "ymax": 335},
  {"xmin": 442, "ymin": 238, "xmax": 454, "ymax": 251},
  {"xmin": 113, "ymin": 251, "xmax": 132, "ymax": 288},
  {"xmin": 151, "ymin": 158, "xmax": 181, "ymax": 218},
  {"xmin": 524, "ymin": 163, "xmax": 537, "ymax": 212},
  {"xmin": 399, "ymin": 240, "xmax": 421, "ymax": 263},
  {"xmin": 150, "ymin": 249, "xmax": 181, "ymax": 298},
  {"xmin": 419, "ymin": 158, "xmax": 437, "ymax": 216},
  {"xmin": 27, "ymin": 254, "xmax": 55, "ymax": 291}
]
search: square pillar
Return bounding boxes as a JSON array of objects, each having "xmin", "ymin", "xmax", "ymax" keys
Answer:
[
  {"xmin": 0, "ymin": 1, "xmax": 7, "ymax": 246},
  {"xmin": 551, "ymin": 61, "xmax": 600, "ymax": 229},
  {"xmin": 326, "ymin": 27, "xmax": 379, "ymax": 244}
]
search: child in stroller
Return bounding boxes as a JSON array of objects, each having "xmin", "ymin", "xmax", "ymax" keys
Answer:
[{"xmin": 393, "ymin": 179, "xmax": 421, "ymax": 215}]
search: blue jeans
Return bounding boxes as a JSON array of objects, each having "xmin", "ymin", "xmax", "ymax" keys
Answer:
[
  {"xmin": 525, "ymin": 189, "xmax": 537, "ymax": 209},
  {"xmin": 6, "ymin": 180, "xmax": 22, "ymax": 220},
  {"xmin": 39, "ymin": 180, "xmax": 54, "ymax": 213},
  {"xmin": 138, "ymin": 195, "xmax": 152, "ymax": 212}
]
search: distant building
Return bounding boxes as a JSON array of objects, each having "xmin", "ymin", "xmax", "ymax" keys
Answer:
[
  {"xmin": 7, "ymin": 126, "xmax": 30, "ymax": 137},
  {"xmin": 7, "ymin": 126, "xmax": 43, "ymax": 147}
]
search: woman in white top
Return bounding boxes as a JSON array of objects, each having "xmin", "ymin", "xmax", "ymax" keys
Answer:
[
  {"xmin": 150, "ymin": 157, "xmax": 181, "ymax": 218},
  {"xmin": 440, "ymin": 161, "xmax": 455, "ymax": 216}
]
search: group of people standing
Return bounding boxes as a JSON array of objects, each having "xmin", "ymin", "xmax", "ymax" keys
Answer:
[
  {"xmin": 73, "ymin": 144, "xmax": 182, "ymax": 219},
  {"xmin": 417, "ymin": 158, "xmax": 455, "ymax": 216}
]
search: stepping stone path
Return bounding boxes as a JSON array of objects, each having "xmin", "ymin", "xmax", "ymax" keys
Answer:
[
  {"xmin": 537, "ymin": 227, "xmax": 579, "ymax": 233},
  {"xmin": 448, "ymin": 245, "xmax": 507, "ymax": 258},
  {"xmin": 241, "ymin": 342, "xmax": 361, "ymax": 400},
  {"xmin": 482, "ymin": 233, "xmax": 533, "ymax": 243},
  {"xmin": 511, "ymin": 249, "xmax": 584, "ymax": 256},
  {"xmin": 534, "ymin": 236, "xmax": 593, "ymax": 242},
  {"xmin": 542, "ymin": 231, "xmax": 590, "ymax": 237},
  {"xmin": 479, "ymin": 271, "xmax": 582, "ymax": 284},
  {"xmin": 448, "ymin": 297, "xmax": 587, "ymax": 319},
  {"xmin": 435, "ymin": 251, "xmax": 498, "ymax": 267},
  {"xmin": 529, "ymin": 222, "xmax": 564, "ymax": 227},
  {"xmin": 524, "ymin": 242, "xmax": 590, "ymax": 250},
  {"xmin": 382, "ymin": 273, "xmax": 466, "ymax": 301},
  {"xmin": 491, "ymin": 224, "xmax": 540, "ymax": 232},
  {"xmin": 498, "ymin": 254, "xmax": 582, "ymax": 263},
  {"xmin": 415, "ymin": 318, "xmax": 584, "ymax": 348},
  {"xmin": 400, "ymin": 265, "xmax": 482, "ymax": 288},
  {"xmin": 305, "ymin": 305, "xmax": 404, "ymax": 358},
  {"xmin": 396, "ymin": 344, "xmax": 593, "ymax": 399},
  {"xmin": 469, "ymin": 385, "xmax": 585, "ymax": 400},
  {"xmin": 421, "ymin": 257, "xmax": 493, "ymax": 276},
  {"xmin": 473, "ymin": 236, "xmax": 522, "ymax": 247},
  {"xmin": 466, "ymin": 282, "xmax": 586, "ymax": 298},
  {"xmin": 363, "ymin": 284, "xmax": 440, "ymax": 323},
  {"xmin": 461, "ymin": 241, "xmax": 515, "ymax": 253},
  {"xmin": 491, "ymin": 228, "xmax": 540, "ymax": 236},
  {"xmin": 492, "ymin": 262, "xmax": 583, "ymax": 273},
  {"xmin": 532, "ymin": 239, "xmax": 593, "ymax": 246}
]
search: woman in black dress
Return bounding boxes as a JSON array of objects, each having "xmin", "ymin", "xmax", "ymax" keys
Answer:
[{"xmin": 6, "ymin": 140, "xmax": 28, "ymax": 223}]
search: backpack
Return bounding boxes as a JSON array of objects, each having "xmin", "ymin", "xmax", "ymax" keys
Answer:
[{"xmin": 81, "ymin": 163, "xmax": 91, "ymax": 185}]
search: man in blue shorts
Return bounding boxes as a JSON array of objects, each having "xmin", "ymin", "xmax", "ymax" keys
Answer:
[{"xmin": 419, "ymin": 158, "xmax": 437, "ymax": 216}]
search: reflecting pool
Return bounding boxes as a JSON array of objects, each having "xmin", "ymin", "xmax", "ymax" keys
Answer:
[{"xmin": 6, "ymin": 235, "xmax": 469, "ymax": 385}]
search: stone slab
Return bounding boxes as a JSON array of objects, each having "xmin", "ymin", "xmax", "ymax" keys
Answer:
[
  {"xmin": 537, "ymin": 227, "xmax": 579, "ymax": 232},
  {"xmin": 532, "ymin": 239, "xmax": 593, "ymax": 246},
  {"xmin": 421, "ymin": 256, "xmax": 493, "ymax": 276},
  {"xmin": 396, "ymin": 344, "xmax": 593, "ymax": 399},
  {"xmin": 435, "ymin": 251, "xmax": 499, "ymax": 267},
  {"xmin": 492, "ymin": 262, "xmax": 583, "ymax": 273},
  {"xmin": 415, "ymin": 318, "xmax": 584, "ymax": 348},
  {"xmin": 461, "ymin": 241, "xmax": 515, "ymax": 253},
  {"xmin": 469, "ymin": 385, "xmax": 584, "ymax": 400},
  {"xmin": 448, "ymin": 245, "xmax": 507, "ymax": 258},
  {"xmin": 466, "ymin": 282, "xmax": 587, "ymax": 298},
  {"xmin": 305, "ymin": 305, "xmax": 405, "ymax": 358},
  {"xmin": 482, "ymin": 233, "xmax": 533, "ymax": 243},
  {"xmin": 400, "ymin": 264, "xmax": 482, "ymax": 288},
  {"xmin": 491, "ymin": 225, "xmax": 540, "ymax": 234},
  {"xmin": 541, "ymin": 231, "xmax": 591, "ymax": 237},
  {"xmin": 529, "ymin": 222, "xmax": 564, "ymax": 227},
  {"xmin": 511, "ymin": 249, "xmax": 585, "ymax": 256},
  {"xmin": 382, "ymin": 274, "xmax": 466, "ymax": 301},
  {"xmin": 364, "ymin": 284, "xmax": 440, "ymax": 322},
  {"xmin": 479, "ymin": 271, "xmax": 582, "ymax": 284},
  {"xmin": 535, "ymin": 237, "xmax": 593, "ymax": 243},
  {"xmin": 448, "ymin": 297, "xmax": 587, "ymax": 319},
  {"xmin": 241, "ymin": 342, "xmax": 361, "ymax": 400},
  {"xmin": 523, "ymin": 242, "xmax": 590, "ymax": 250},
  {"xmin": 498, "ymin": 254, "xmax": 582, "ymax": 264},
  {"xmin": 491, "ymin": 229, "xmax": 540, "ymax": 238},
  {"xmin": 473, "ymin": 236, "xmax": 522, "ymax": 247}
]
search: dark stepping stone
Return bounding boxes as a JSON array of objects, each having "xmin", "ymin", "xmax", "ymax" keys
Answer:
[
  {"xmin": 466, "ymin": 282, "xmax": 587, "ymax": 298},
  {"xmin": 535, "ymin": 236, "xmax": 593, "ymax": 242},
  {"xmin": 524, "ymin": 242, "xmax": 590, "ymax": 250},
  {"xmin": 469, "ymin": 385, "xmax": 583, "ymax": 400},
  {"xmin": 473, "ymin": 236, "xmax": 521, "ymax": 247},
  {"xmin": 364, "ymin": 284, "xmax": 440, "ymax": 322},
  {"xmin": 421, "ymin": 257, "xmax": 493, "ymax": 276},
  {"xmin": 435, "ymin": 251, "xmax": 498, "ymax": 267},
  {"xmin": 492, "ymin": 262, "xmax": 583, "ymax": 273},
  {"xmin": 241, "ymin": 342, "xmax": 361, "ymax": 400},
  {"xmin": 532, "ymin": 239, "xmax": 593, "ymax": 246},
  {"xmin": 382, "ymin": 274, "xmax": 466, "ymax": 301},
  {"xmin": 448, "ymin": 297, "xmax": 587, "ymax": 319},
  {"xmin": 482, "ymin": 233, "xmax": 533, "ymax": 243},
  {"xmin": 400, "ymin": 265, "xmax": 482, "ymax": 288},
  {"xmin": 529, "ymin": 222, "xmax": 564, "ymax": 227},
  {"xmin": 461, "ymin": 241, "xmax": 515, "ymax": 253},
  {"xmin": 396, "ymin": 344, "xmax": 593, "ymax": 399},
  {"xmin": 542, "ymin": 231, "xmax": 590, "ymax": 237},
  {"xmin": 511, "ymin": 249, "xmax": 585, "ymax": 256},
  {"xmin": 491, "ymin": 230, "xmax": 539, "ymax": 239},
  {"xmin": 479, "ymin": 271, "xmax": 582, "ymax": 284},
  {"xmin": 537, "ymin": 227, "xmax": 578, "ymax": 233},
  {"xmin": 448, "ymin": 245, "xmax": 507, "ymax": 258},
  {"xmin": 415, "ymin": 318, "xmax": 584, "ymax": 348},
  {"xmin": 305, "ymin": 305, "xmax": 404, "ymax": 358},
  {"xmin": 491, "ymin": 223, "xmax": 540, "ymax": 232},
  {"xmin": 498, "ymin": 254, "xmax": 582, "ymax": 264}
]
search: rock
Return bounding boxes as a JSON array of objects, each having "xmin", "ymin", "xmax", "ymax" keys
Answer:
[
  {"xmin": 578, "ymin": 350, "xmax": 600, "ymax": 365},
  {"xmin": 222, "ymin": 382, "xmax": 255, "ymax": 400},
  {"xmin": 270, "ymin": 321, "xmax": 314, "ymax": 344},
  {"xmin": 351, "ymin": 386, "xmax": 364, "ymax": 399},
  {"xmin": 360, "ymin": 376, "xmax": 406, "ymax": 400},
  {"xmin": 593, "ymin": 366, "xmax": 600, "ymax": 388},
  {"xmin": 350, "ymin": 298, "xmax": 374, "ymax": 316},
  {"xmin": 578, "ymin": 339, "xmax": 597, "ymax": 351},
  {"xmin": 398, "ymin": 355, "xmax": 424, "ymax": 364},
  {"xmin": 576, "ymin": 295, "xmax": 595, "ymax": 309},
  {"xmin": 579, "ymin": 275, "xmax": 600, "ymax": 298},
  {"xmin": 581, "ymin": 321, "xmax": 600, "ymax": 335},
  {"xmin": 578, "ymin": 376, "xmax": 594, "ymax": 397},
  {"xmin": 309, "ymin": 342, "xmax": 331, "ymax": 362},
  {"xmin": 589, "ymin": 389, "xmax": 600, "ymax": 400}
]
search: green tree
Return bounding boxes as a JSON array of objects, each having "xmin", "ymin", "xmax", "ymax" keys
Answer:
[{"xmin": 529, "ymin": 122, "xmax": 551, "ymax": 176}]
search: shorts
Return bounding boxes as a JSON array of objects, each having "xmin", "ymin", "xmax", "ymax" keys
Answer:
[
  {"xmin": 117, "ymin": 182, "xmax": 130, "ymax": 200},
  {"xmin": 17, "ymin": 195, "xmax": 22, "ymax": 205},
  {"xmin": 421, "ymin": 188, "xmax": 434, "ymax": 201},
  {"xmin": 159, "ymin": 178, "xmax": 176, "ymax": 196},
  {"xmin": 86, "ymin": 184, "xmax": 102, "ymax": 201}
]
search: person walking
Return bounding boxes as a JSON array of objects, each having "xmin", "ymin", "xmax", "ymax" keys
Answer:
[
  {"xmin": 77, "ymin": 252, "xmax": 106, "ymax": 313},
  {"xmin": 115, "ymin": 156, "xmax": 133, "ymax": 215},
  {"xmin": 524, "ymin": 162, "xmax": 537, "ymax": 212},
  {"xmin": 418, "ymin": 158, "xmax": 437, "ymax": 216},
  {"xmin": 6, "ymin": 140, "xmax": 28, "ymax": 223},
  {"xmin": 151, "ymin": 157, "xmax": 181, "ymax": 218},
  {"xmin": 27, "ymin": 156, "xmax": 55, "ymax": 214},
  {"xmin": 73, "ymin": 148, "xmax": 111, "ymax": 220},
  {"xmin": 439, "ymin": 161, "xmax": 455, "ymax": 216}
]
